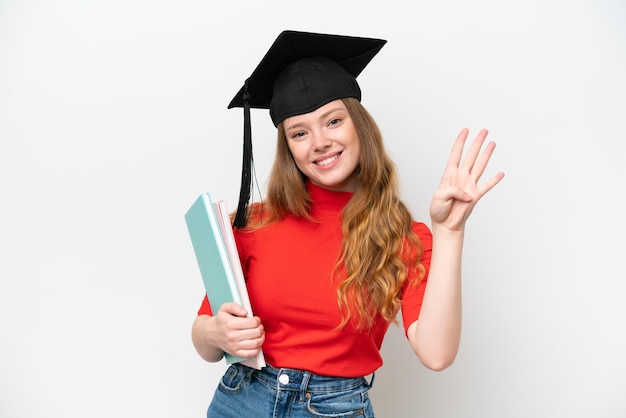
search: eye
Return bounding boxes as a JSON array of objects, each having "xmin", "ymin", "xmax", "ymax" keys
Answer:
[
  {"xmin": 290, "ymin": 131, "xmax": 306, "ymax": 140},
  {"xmin": 328, "ymin": 118, "xmax": 341, "ymax": 126}
]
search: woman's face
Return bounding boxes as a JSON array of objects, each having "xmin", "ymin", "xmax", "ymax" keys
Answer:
[{"xmin": 283, "ymin": 99, "xmax": 360, "ymax": 193}]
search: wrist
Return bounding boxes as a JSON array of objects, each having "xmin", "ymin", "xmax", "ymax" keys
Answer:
[
  {"xmin": 192, "ymin": 315, "xmax": 225, "ymax": 363},
  {"xmin": 431, "ymin": 223, "xmax": 465, "ymax": 241}
]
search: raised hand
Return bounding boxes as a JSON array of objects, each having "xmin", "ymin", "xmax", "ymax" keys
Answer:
[{"xmin": 429, "ymin": 128, "xmax": 504, "ymax": 232}]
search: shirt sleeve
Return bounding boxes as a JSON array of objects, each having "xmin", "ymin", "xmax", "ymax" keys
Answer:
[
  {"xmin": 197, "ymin": 294, "xmax": 212, "ymax": 316},
  {"xmin": 401, "ymin": 221, "xmax": 433, "ymax": 335}
]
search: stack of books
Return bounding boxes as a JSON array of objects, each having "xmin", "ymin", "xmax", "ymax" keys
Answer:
[{"xmin": 185, "ymin": 194, "xmax": 266, "ymax": 370}]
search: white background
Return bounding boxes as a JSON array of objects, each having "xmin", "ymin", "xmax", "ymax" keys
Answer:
[{"xmin": 1, "ymin": 1, "xmax": 625, "ymax": 417}]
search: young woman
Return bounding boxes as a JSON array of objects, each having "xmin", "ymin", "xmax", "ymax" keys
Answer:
[{"xmin": 191, "ymin": 31, "xmax": 504, "ymax": 418}]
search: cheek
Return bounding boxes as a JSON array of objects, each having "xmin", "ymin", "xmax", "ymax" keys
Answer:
[{"xmin": 287, "ymin": 142, "xmax": 308, "ymax": 167}]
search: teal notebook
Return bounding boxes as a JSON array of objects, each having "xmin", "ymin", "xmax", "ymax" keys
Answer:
[{"xmin": 185, "ymin": 193, "xmax": 265, "ymax": 369}]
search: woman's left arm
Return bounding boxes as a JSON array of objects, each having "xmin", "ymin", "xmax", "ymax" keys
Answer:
[{"xmin": 408, "ymin": 128, "xmax": 504, "ymax": 371}]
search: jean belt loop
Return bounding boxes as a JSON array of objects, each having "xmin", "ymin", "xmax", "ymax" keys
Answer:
[
  {"xmin": 244, "ymin": 366, "xmax": 255, "ymax": 383},
  {"xmin": 299, "ymin": 371, "xmax": 312, "ymax": 402}
]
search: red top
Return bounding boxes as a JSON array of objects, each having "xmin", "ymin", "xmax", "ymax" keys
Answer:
[{"xmin": 198, "ymin": 182, "xmax": 432, "ymax": 377}]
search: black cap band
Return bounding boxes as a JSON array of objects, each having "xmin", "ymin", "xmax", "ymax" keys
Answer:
[{"xmin": 269, "ymin": 57, "xmax": 361, "ymax": 126}]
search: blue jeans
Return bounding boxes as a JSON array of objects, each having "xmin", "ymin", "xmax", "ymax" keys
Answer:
[{"xmin": 207, "ymin": 363, "xmax": 376, "ymax": 417}]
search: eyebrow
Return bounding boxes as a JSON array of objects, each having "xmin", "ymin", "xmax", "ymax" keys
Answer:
[{"xmin": 284, "ymin": 107, "xmax": 347, "ymax": 132}]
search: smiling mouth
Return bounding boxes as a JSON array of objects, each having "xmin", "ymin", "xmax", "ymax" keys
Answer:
[{"xmin": 315, "ymin": 153, "xmax": 341, "ymax": 166}]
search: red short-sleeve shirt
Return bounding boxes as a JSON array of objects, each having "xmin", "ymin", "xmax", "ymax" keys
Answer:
[{"xmin": 198, "ymin": 183, "xmax": 431, "ymax": 377}]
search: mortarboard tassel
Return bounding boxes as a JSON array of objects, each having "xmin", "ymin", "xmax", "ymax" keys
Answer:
[{"xmin": 233, "ymin": 79, "xmax": 253, "ymax": 228}]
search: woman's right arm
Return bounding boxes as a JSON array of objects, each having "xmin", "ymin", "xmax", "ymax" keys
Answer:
[{"xmin": 191, "ymin": 302, "xmax": 265, "ymax": 363}]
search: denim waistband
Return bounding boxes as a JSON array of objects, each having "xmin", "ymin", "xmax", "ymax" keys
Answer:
[{"xmin": 239, "ymin": 363, "xmax": 375, "ymax": 393}]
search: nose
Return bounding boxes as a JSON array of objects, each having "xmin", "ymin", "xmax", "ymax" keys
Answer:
[{"xmin": 311, "ymin": 130, "xmax": 332, "ymax": 151}]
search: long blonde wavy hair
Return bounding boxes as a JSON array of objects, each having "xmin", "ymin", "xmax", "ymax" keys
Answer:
[{"xmin": 244, "ymin": 97, "xmax": 425, "ymax": 330}]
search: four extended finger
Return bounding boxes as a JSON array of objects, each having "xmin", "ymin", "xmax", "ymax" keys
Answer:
[
  {"xmin": 477, "ymin": 171, "xmax": 505, "ymax": 197},
  {"xmin": 468, "ymin": 140, "xmax": 497, "ymax": 182},
  {"xmin": 460, "ymin": 129, "xmax": 488, "ymax": 174},
  {"xmin": 445, "ymin": 128, "xmax": 469, "ymax": 170}
]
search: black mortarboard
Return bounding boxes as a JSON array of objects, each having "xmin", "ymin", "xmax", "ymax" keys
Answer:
[{"xmin": 228, "ymin": 30, "xmax": 387, "ymax": 227}]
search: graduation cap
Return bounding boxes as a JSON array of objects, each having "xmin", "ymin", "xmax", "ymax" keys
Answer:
[{"xmin": 228, "ymin": 30, "xmax": 387, "ymax": 227}]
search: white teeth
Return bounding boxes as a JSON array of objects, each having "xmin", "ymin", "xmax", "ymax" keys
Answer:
[{"xmin": 316, "ymin": 154, "xmax": 339, "ymax": 166}]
